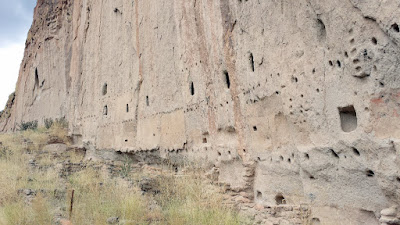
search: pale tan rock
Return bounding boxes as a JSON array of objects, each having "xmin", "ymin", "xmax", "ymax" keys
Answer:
[
  {"xmin": 254, "ymin": 203, "xmax": 265, "ymax": 211},
  {"xmin": 59, "ymin": 219, "xmax": 72, "ymax": 225},
  {"xmin": 381, "ymin": 207, "xmax": 397, "ymax": 217},
  {"xmin": 379, "ymin": 216, "xmax": 400, "ymax": 225},
  {"xmin": 235, "ymin": 196, "xmax": 251, "ymax": 204},
  {"xmin": 43, "ymin": 144, "xmax": 67, "ymax": 153},
  {"xmin": 1, "ymin": 0, "xmax": 400, "ymax": 224},
  {"xmin": 240, "ymin": 191, "xmax": 250, "ymax": 198}
]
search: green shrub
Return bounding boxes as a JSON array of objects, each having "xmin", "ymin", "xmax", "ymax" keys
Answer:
[
  {"xmin": 44, "ymin": 118, "xmax": 54, "ymax": 129},
  {"xmin": 55, "ymin": 117, "xmax": 68, "ymax": 129},
  {"xmin": 44, "ymin": 117, "xmax": 68, "ymax": 129},
  {"xmin": 0, "ymin": 145, "xmax": 12, "ymax": 160},
  {"xmin": 17, "ymin": 120, "xmax": 38, "ymax": 131},
  {"xmin": 120, "ymin": 156, "xmax": 133, "ymax": 178}
]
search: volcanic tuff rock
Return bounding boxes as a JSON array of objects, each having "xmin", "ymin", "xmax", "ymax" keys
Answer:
[
  {"xmin": 0, "ymin": 92, "xmax": 15, "ymax": 126},
  {"xmin": 2, "ymin": 0, "xmax": 400, "ymax": 224}
]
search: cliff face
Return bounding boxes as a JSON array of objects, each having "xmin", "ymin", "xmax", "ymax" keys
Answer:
[
  {"xmin": 3, "ymin": 0, "xmax": 400, "ymax": 223},
  {"xmin": 0, "ymin": 0, "xmax": 73, "ymax": 131}
]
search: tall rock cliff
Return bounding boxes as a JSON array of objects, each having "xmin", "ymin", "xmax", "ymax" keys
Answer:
[{"xmin": 2, "ymin": 0, "xmax": 400, "ymax": 224}]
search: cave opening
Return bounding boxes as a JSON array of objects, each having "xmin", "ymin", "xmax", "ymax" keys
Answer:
[
  {"xmin": 223, "ymin": 70, "xmax": 231, "ymax": 89},
  {"xmin": 339, "ymin": 105, "xmax": 357, "ymax": 132},
  {"xmin": 275, "ymin": 194, "xmax": 286, "ymax": 205},
  {"xmin": 102, "ymin": 83, "xmax": 108, "ymax": 95},
  {"xmin": 316, "ymin": 18, "xmax": 326, "ymax": 41},
  {"xmin": 103, "ymin": 105, "xmax": 108, "ymax": 115},
  {"xmin": 35, "ymin": 68, "xmax": 39, "ymax": 89},
  {"xmin": 249, "ymin": 52, "xmax": 255, "ymax": 72},
  {"xmin": 190, "ymin": 82, "xmax": 195, "ymax": 96}
]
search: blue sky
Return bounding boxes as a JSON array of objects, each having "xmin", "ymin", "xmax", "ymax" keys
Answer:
[{"xmin": 0, "ymin": 0, "xmax": 36, "ymax": 109}]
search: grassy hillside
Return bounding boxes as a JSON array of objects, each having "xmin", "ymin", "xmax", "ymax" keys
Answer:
[{"xmin": 0, "ymin": 122, "xmax": 249, "ymax": 225}]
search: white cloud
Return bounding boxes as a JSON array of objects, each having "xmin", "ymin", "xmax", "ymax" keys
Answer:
[{"xmin": 0, "ymin": 43, "xmax": 24, "ymax": 109}]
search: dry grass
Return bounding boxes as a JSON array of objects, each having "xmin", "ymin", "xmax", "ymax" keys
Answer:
[
  {"xmin": 155, "ymin": 173, "xmax": 244, "ymax": 225},
  {"xmin": 0, "ymin": 124, "xmax": 248, "ymax": 225},
  {"xmin": 67, "ymin": 169, "xmax": 150, "ymax": 224}
]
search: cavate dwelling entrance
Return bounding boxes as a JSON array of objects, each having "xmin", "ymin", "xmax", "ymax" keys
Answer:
[
  {"xmin": 103, "ymin": 105, "xmax": 108, "ymax": 116},
  {"xmin": 339, "ymin": 105, "xmax": 357, "ymax": 132},
  {"xmin": 102, "ymin": 83, "xmax": 108, "ymax": 95},
  {"xmin": 35, "ymin": 68, "xmax": 39, "ymax": 90},
  {"xmin": 223, "ymin": 70, "xmax": 231, "ymax": 89},
  {"xmin": 190, "ymin": 82, "xmax": 195, "ymax": 96}
]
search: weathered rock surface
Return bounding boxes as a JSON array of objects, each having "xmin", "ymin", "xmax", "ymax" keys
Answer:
[
  {"xmin": 106, "ymin": 217, "xmax": 119, "ymax": 225},
  {"xmin": 0, "ymin": 92, "xmax": 15, "ymax": 128},
  {"xmin": 2, "ymin": 0, "xmax": 400, "ymax": 224}
]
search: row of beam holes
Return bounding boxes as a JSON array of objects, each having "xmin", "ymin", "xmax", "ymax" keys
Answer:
[
  {"xmin": 244, "ymin": 55, "xmax": 300, "ymax": 105},
  {"xmin": 104, "ymin": 82, "xmax": 149, "ymax": 107},
  {"xmin": 349, "ymin": 29, "xmax": 364, "ymax": 77},
  {"xmin": 370, "ymin": 35, "xmax": 384, "ymax": 87},
  {"xmin": 274, "ymin": 153, "xmax": 295, "ymax": 164},
  {"xmin": 302, "ymin": 147, "xmax": 369, "ymax": 178},
  {"xmin": 243, "ymin": 71, "xmax": 285, "ymax": 104}
]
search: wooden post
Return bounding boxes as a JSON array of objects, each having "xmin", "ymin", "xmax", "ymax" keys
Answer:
[{"xmin": 69, "ymin": 190, "xmax": 75, "ymax": 220}]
